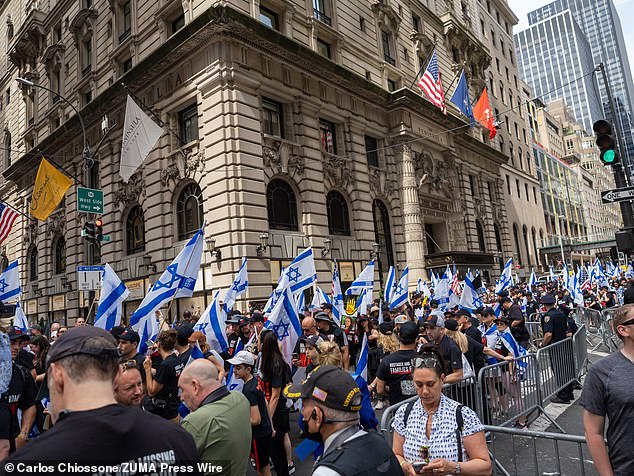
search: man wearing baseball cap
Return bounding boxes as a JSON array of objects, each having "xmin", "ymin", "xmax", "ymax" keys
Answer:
[
  {"xmin": 4, "ymin": 326, "xmax": 199, "ymax": 465},
  {"xmin": 315, "ymin": 312, "xmax": 349, "ymax": 371},
  {"xmin": 284, "ymin": 366, "xmax": 401, "ymax": 475},
  {"xmin": 423, "ymin": 316, "xmax": 464, "ymax": 383}
]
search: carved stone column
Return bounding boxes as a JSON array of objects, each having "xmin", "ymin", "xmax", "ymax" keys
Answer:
[{"xmin": 396, "ymin": 141, "xmax": 427, "ymax": 283}]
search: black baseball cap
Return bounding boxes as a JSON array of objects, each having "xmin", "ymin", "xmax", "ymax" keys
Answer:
[
  {"xmin": 482, "ymin": 307, "xmax": 496, "ymax": 316},
  {"xmin": 7, "ymin": 326, "xmax": 28, "ymax": 341},
  {"xmin": 378, "ymin": 321, "xmax": 394, "ymax": 335},
  {"xmin": 46, "ymin": 326, "xmax": 120, "ymax": 368},
  {"xmin": 424, "ymin": 315, "xmax": 445, "ymax": 328},
  {"xmin": 398, "ymin": 321, "xmax": 419, "ymax": 344},
  {"xmin": 118, "ymin": 329, "xmax": 140, "ymax": 343},
  {"xmin": 110, "ymin": 325, "xmax": 127, "ymax": 340},
  {"xmin": 174, "ymin": 323, "xmax": 194, "ymax": 340},
  {"xmin": 225, "ymin": 316, "xmax": 241, "ymax": 324},
  {"xmin": 454, "ymin": 309, "xmax": 471, "ymax": 318},
  {"xmin": 284, "ymin": 365, "xmax": 362, "ymax": 412},
  {"xmin": 300, "ymin": 334, "xmax": 323, "ymax": 348},
  {"xmin": 320, "ymin": 303, "xmax": 333, "ymax": 311},
  {"xmin": 541, "ymin": 294, "xmax": 556, "ymax": 305},
  {"xmin": 497, "ymin": 290, "xmax": 509, "ymax": 298},
  {"xmin": 500, "ymin": 297, "xmax": 513, "ymax": 304},
  {"xmin": 494, "ymin": 316, "xmax": 511, "ymax": 326},
  {"xmin": 445, "ymin": 319, "xmax": 459, "ymax": 331},
  {"xmin": 251, "ymin": 311, "xmax": 265, "ymax": 323}
]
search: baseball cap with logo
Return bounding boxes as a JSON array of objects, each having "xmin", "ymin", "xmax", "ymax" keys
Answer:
[
  {"xmin": 227, "ymin": 350, "xmax": 256, "ymax": 366},
  {"xmin": 284, "ymin": 365, "xmax": 362, "ymax": 412},
  {"xmin": 397, "ymin": 321, "xmax": 419, "ymax": 344},
  {"xmin": 424, "ymin": 315, "xmax": 445, "ymax": 328},
  {"xmin": 118, "ymin": 329, "xmax": 140, "ymax": 343},
  {"xmin": 394, "ymin": 315, "xmax": 409, "ymax": 325}
]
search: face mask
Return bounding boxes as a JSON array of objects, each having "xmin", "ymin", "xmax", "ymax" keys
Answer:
[{"xmin": 301, "ymin": 412, "xmax": 324, "ymax": 444}]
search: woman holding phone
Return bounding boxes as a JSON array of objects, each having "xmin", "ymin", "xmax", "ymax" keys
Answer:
[{"xmin": 392, "ymin": 345, "xmax": 491, "ymax": 476}]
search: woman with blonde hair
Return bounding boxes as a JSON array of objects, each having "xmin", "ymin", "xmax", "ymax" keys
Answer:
[
  {"xmin": 316, "ymin": 340, "xmax": 342, "ymax": 366},
  {"xmin": 444, "ymin": 319, "xmax": 485, "ymax": 379}
]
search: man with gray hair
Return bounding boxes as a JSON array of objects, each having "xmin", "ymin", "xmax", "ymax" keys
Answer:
[
  {"xmin": 180, "ymin": 359, "xmax": 252, "ymax": 475},
  {"xmin": 284, "ymin": 365, "xmax": 401, "ymax": 476}
]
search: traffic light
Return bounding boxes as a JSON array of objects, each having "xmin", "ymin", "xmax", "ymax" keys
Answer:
[
  {"xmin": 593, "ymin": 120, "xmax": 618, "ymax": 165},
  {"xmin": 83, "ymin": 220, "xmax": 96, "ymax": 243},
  {"xmin": 95, "ymin": 219, "xmax": 104, "ymax": 243}
]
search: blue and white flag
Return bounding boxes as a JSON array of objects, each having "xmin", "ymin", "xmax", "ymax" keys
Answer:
[
  {"xmin": 549, "ymin": 266, "xmax": 557, "ymax": 283},
  {"xmin": 626, "ymin": 264, "xmax": 634, "ymax": 278},
  {"xmin": 186, "ymin": 341, "xmax": 205, "ymax": 367},
  {"xmin": 377, "ymin": 299, "xmax": 384, "ymax": 325},
  {"xmin": 389, "ymin": 267, "xmax": 409, "ymax": 310},
  {"xmin": 194, "ymin": 291, "xmax": 228, "ymax": 353},
  {"xmin": 434, "ymin": 272, "xmax": 450, "ymax": 310},
  {"xmin": 353, "ymin": 332, "xmax": 368, "ymax": 382},
  {"xmin": 430, "ymin": 271, "xmax": 439, "ymax": 290},
  {"xmin": 459, "ymin": 276, "xmax": 482, "ymax": 310},
  {"xmin": 309, "ymin": 286, "xmax": 330, "ymax": 311},
  {"xmin": 449, "ymin": 69, "xmax": 475, "ymax": 126},
  {"xmin": 225, "ymin": 339, "xmax": 244, "ymax": 392},
  {"xmin": 331, "ymin": 263, "xmax": 344, "ymax": 327},
  {"xmin": 296, "ymin": 291, "xmax": 306, "ymax": 315},
  {"xmin": 563, "ymin": 263, "xmax": 574, "ymax": 294},
  {"xmin": 285, "ymin": 247, "xmax": 317, "ymax": 294},
  {"xmin": 418, "ymin": 279, "xmax": 431, "ymax": 298},
  {"xmin": 94, "ymin": 264, "xmax": 129, "ymax": 331},
  {"xmin": 138, "ymin": 313, "xmax": 160, "ymax": 355},
  {"xmin": 572, "ymin": 267, "xmax": 584, "ymax": 306},
  {"xmin": 223, "ymin": 257, "xmax": 248, "ymax": 314},
  {"xmin": 265, "ymin": 287, "xmax": 302, "ymax": 366},
  {"xmin": 466, "ymin": 269, "xmax": 474, "ymax": 282},
  {"xmin": 13, "ymin": 301, "xmax": 29, "ymax": 333},
  {"xmin": 264, "ymin": 268, "xmax": 286, "ymax": 315},
  {"xmin": 499, "ymin": 328, "xmax": 528, "ymax": 375},
  {"xmin": 384, "ymin": 266, "xmax": 396, "ymax": 303},
  {"xmin": 131, "ymin": 226, "xmax": 205, "ymax": 329},
  {"xmin": 593, "ymin": 258, "xmax": 609, "ymax": 288},
  {"xmin": 528, "ymin": 268, "xmax": 538, "ymax": 291},
  {"xmin": 495, "ymin": 258, "xmax": 513, "ymax": 294},
  {"xmin": 346, "ymin": 260, "xmax": 375, "ymax": 296},
  {"xmin": 0, "ymin": 259, "xmax": 21, "ymax": 303}
]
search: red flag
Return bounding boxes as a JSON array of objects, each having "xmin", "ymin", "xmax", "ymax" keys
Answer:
[{"xmin": 473, "ymin": 88, "xmax": 496, "ymax": 139}]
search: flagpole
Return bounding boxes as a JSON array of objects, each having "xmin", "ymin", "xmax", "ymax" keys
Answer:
[
  {"xmin": 445, "ymin": 67, "xmax": 464, "ymax": 97},
  {"xmin": 0, "ymin": 200, "xmax": 30, "ymax": 220},
  {"xmin": 409, "ymin": 47, "xmax": 437, "ymax": 90}
]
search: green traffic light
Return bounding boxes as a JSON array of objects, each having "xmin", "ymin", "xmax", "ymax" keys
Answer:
[{"xmin": 602, "ymin": 149, "xmax": 617, "ymax": 164}]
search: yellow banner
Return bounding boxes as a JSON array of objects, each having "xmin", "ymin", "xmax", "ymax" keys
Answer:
[{"xmin": 30, "ymin": 158, "xmax": 73, "ymax": 221}]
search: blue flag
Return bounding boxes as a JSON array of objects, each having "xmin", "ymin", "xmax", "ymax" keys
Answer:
[
  {"xmin": 353, "ymin": 332, "xmax": 368, "ymax": 382},
  {"xmin": 194, "ymin": 291, "xmax": 228, "ymax": 353},
  {"xmin": 331, "ymin": 263, "xmax": 344, "ymax": 327},
  {"xmin": 94, "ymin": 264, "xmax": 129, "ymax": 331},
  {"xmin": 186, "ymin": 341, "xmax": 205, "ymax": 366},
  {"xmin": 0, "ymin": 259, "xmax": 21, "ymax": 303},
  {"xmin": 130, "ymin": 226, "xmax": 205, "ymax": 329},
  {"xmin": 13, "ymin": 301, "xmax": 29, "ymax": 333},
  {"xmin": 495, "ymin": 258, "xmax": 513, "ymax": 294},
  {"xmin": 223, "ymin": 257, "xmax": 248, "ymax": 314},
  {"xmin": 389, "ymin": 267, "xmax": 409, "ymax": 310},
  {"xmin": 265, "ymin": 287, "xmax": 302, "ymax": 365},
  {"xmin": 384, "ymin": 266, "xmax": 396, "ymax": 303},
  {"xmin": 449, "ymin": 69, "xmax": 474, "ymax": 126}
]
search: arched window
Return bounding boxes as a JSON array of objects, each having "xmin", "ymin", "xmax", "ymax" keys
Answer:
[
  {"xmin": 267, "ymin": 179, "xmax": 298, "ymax": 231},
  {"xmin": 531, "ymin": 227, "xmax": 540, "ymax": 266},
  {"xmin": 494, "ymin": 223, "xmax": 503, "ymax": 252},
  {"xmin": 54, "ymin": 236, "xmax": 66, "ymax": 275},
  {"xmin": 372, "ymin": 199, "xmax": 394, "ymax": 269},
  {"xmin": 126, "ymin": 205, "xmax": 145, "ymax": 255},
  {"xmin": 28, "ymin": 246, "xmax": 38, "ymax": 282},
  {"xmin": 513, "ymin": 224, "xmax": 522, "ymax": 266},
  {"xmin": 177, "ymin": 183, "xmax": 204, "ymax": 241},
  {"xmin": 475, "ymin": 220, "xmax": 486, "ymax": 252},
  {"xmin": 522, "ymin": 225, "xmax": 531, "ymax": 266},
  {"xmin": 326, "ymin": 191, "xmax": 350, "ymax": 236}
]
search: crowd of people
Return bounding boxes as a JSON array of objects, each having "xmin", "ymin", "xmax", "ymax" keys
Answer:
[{"xmin": 1, "ymin": 271, "xmax": 633, "ymax": 476}]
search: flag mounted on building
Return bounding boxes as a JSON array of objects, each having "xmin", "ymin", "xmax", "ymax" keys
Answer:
[
  {"xmin": 0, "ymin": 203, "xmax": 18, "ymax": 245},
  {"xmin": 119, "ymin": 95, "xmax": 164, "ymax": 182},
  {"xmin": 30, "ymin": 158, "xmax": 73, "ymax": 221},
  {"xmin": 473, "ymin": 87, "xmax": 497, "ymax": 139},
  {"xmin": 94, "ymin": 263, "xmax": 129, "ymax": 331},
  {"xmin": 449, "ymin": 69, "xmax": 475, "ymax": 126},
  {"xmin": 417, "ymin": 50, "xmax": 447, "ymax": 114}
]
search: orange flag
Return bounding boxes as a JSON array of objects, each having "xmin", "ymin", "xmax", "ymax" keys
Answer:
[{"xmin": 473, "ymin": 88, "xmax": 497, "ymax": 139}]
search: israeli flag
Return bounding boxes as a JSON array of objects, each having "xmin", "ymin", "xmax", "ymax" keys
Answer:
[
  {"xmin": 13, "ymin": 301, "xmax": 29, "ymax": 333},
  {"xmin": 528, "ymin": 268, "xmax": 538, "ymax": 291},
  {"xmin": 264, "ymin": 268, "xmax": 287, "ymax": 315},
  {"xmin": 384, "ymin": 266, "xmax": 396, "ymax": 303},
  {"xmin": 346, "ymin": 260, "xmax": 375, "ymax": 295},
  {"xmin": 332, "ymin": 264, "xmax": 344, "ymax": 327},
  {"xmin": 572, "ymin": 268, "xmax": 584, "ymax": 306},
  {"xmin": 563, "ymin": 263, "xmax": 574, "ymax": 294},
  {"xmin": 499, "ymin": 329, "xmax": 528, "ymax": 374},
  {"xmin": 0, "ymin": 259, "xmax": 21, "ymax": 303},
  {"xmin": 430, "ymin": 271, "xmax": 439, "ymax": 290},
  {"xmin": 419, "ymin": 279, "xmax": 431, "ymax": 298},
  {"xmin": 194, "ymin": 291, "xmax": 228, "ymax": 353},
  {"xmin": 186, "ymin": 341, "xmax": 205, "ymax": 367},
  {"xmin": 285, "ymin": 247, "xmax": 317, "ymax": 294},
  {"xmin": 593, "ymin": 258, "xmax": 609, "ymax": 287},
  {"xmin": 549, "ymin": 266, "xmax": 557, "ymax": 283},
  {"xmin": 94, "ymin": 264, "xmax": 129, "ymax": 331},
  {"xmin": 265, "ymin": 287, "xmax": 302, "ymax": 366},
  {"xmin": 225, "ymin": 339, "xmax": 244, "ymax": 392},
  {"xmin": 309, "ymin": 286, "xmax": 330, "ymax": 311},
  {"xmin": 353, "ymin": 332, "xmax": 368, "ymax": 382},
  {"xmin": 491, "ymin": 302, "xmax": 502, "ymax": 318},
  {"xmin": 626, "ymin": 264, "xmax": 634, "ymax": 278},
  {"xmin": 223, "ymin": 257, "xmax": 248, "ymax": 314},
  {"xmin": 434, "ymin": 273, "xmax": 450, "ymax": 310},
  {"xmin": 354, "ymin": 289, "xmax": 372, "ymax": 316},
  {"xmin": 296, "ymin": 291, "xmax": 306, "ymax": 315},
  {"xmin": 495, "ymin": 258, "xmax": 513, "ymax": 294},
  {"xmin": 389, "ymin": 267, "xmax": 409, "ymax": 310},
  {"xmin": 459, "ymin": 276, "xmax": 482, "ymax": 310},
  {"xmin": 466, "ymin": 269, "xmax": 474, "ymax": 281},
  {"xmin": 131, "ymin": 226, "xmax": 205, "ymax": 328},
  {"xmin": 138, "ymin": 313, "xmax": 160, "ymax": 355}
]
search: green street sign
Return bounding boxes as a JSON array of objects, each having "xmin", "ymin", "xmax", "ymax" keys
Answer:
[
  {"xmin": 101, "ymin": 235, "xmax": 111, "ymax": 242},
  {"xmin": 77, "ymin": 187, "xmax": 104, "ymax": 214}
]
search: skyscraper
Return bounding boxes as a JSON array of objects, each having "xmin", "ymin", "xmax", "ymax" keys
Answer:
[
  {"xmin": 514, "ymin": 9, "xmax": 602, "ymax": 134},
  {"xmin": 522, "ymin": 0, "xmax": 634, "ymax": 176}
]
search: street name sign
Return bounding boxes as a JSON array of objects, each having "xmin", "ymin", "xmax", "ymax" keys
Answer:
[
  {"xmin": 77, "ymin": 187, "xmax": 104, "ymax": 214},
  {"xmin": 77, "ymin": 265, "xmax": 104, "ymax": 290},
  {"xmin": 601, "ymin": 187, "xmax": 634, "ymax": 204}
]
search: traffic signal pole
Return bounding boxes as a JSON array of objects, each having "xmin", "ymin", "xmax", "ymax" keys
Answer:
[{"xmin": 597, "ymin": 63, "xmax": 634, "ymax": 228}]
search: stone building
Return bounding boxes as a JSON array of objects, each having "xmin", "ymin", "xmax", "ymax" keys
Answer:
[{"xmin": 0, "ymin": 0, "xmax": 514, "ymax": 324}]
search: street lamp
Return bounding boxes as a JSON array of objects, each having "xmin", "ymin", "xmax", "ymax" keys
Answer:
[
  {"xmin": 256, "ymin": 233, "xmax": 269, "ymax": 257},
  {"xmin": 556, "ymin": 214, "xmax": 566, "ymax": 269},
  {"xmin": 205, "ymin": 237, "xmax": 221, "ymax": 260},
  {"xmin": 321, "ymin": 238, "xmax": 332, "ymax": 258}
]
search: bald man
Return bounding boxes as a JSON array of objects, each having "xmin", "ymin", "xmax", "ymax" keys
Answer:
[
  {"xmin": 293, "ymin": 316, "xmax": 322, "ymax": 369},
  {"xmin": 179, "ymin": 360, "xmax": 252, "ymax": 475}
]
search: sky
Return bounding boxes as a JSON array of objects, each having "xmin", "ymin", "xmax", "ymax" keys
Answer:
[{"xmin": 508, "ymin": 0, "xmax": 634, "ymax": 67}]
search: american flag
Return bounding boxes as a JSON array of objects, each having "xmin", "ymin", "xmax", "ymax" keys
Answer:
[
  {"xmin": 450, "ymin": 274, "xmax": 461, "ymax": 296},
  {"xmin": 0, "ymin": 202, "xmax": 18, "ymax": 245},
  {"xmin": 417, "ymin": 51, "xmax": 447, "ymax": 114}
]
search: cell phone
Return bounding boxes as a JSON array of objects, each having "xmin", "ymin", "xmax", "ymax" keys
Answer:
[
  {"xmin": 411, "ymin": 461, "xmax": 428, "ymax": 473},
  {"xmin": 292, "ymin": 353, "xmax": 299, "ymax": 360}
]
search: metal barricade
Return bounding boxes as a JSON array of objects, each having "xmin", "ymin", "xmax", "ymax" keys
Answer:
[
  {"xmin": 536, "ymin": 338, "xmax": 576, "ymax": 403},
  {"xmin": 572, "ymin": 324, "xmax": 588, "ymax": 380},
  {"xmin": 525, "ymin": 322, "xmax": 543, "ymax": 351},
  {"xmin": 601, "ymin": 307, "xmax": 623, "ymax": 353},
  {"xmin": 485, "ymin": 425, "xmax": 592, "ymax": 476}
]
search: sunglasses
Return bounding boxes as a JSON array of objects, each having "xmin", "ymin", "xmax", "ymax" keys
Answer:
[
  {"xmin": 411, "ymin": 355, "xmax": 439, "ymax": 369},
  {"xmin": 122, "ymin": 360, "xmax": 138, "ymax": 370},
  {"xmin": 619, "ymin": 318, "xmax": 634, "ymax": 326}
]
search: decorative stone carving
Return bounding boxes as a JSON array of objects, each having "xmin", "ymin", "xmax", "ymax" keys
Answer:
[
  {"xmin": 24, "ymin": 219, "xmax": 38, "ymax": 244},
  {"xmin": 160, "ymin": 163, "xmax": 181, "ymax": 186},
  {"xmin": 262, "ymin": 136, "xmax": 305, "ymax": 177},
  {"xmin": 448, "ymin": 213, "xmax": 468, "ymax": 251},
  {"xmin": 46, "ymin": 211, "xmax": 66, "ymax": 237},
  {"xmin": 369, "ymin": 167, "xmax": 395, "ymax": 199},
  {"xmin": 410, "ymin": 31, "xmax": 434, "ymax": 54},
  {"xmin": 114, "ymin": 172, "xmax": 146, "ymax": 207},
  {"xmin": 323, "ymin": 154, "xmax": 353, "ymax": 190},
  {"xmin": 371, "ymin": 2, "xmax": 401, "ymax": 34},
  {"xmin": 413, "ymin": 150, "xmax": 453, "ymax": 198},
  {"xmin": 185, "ymin": 149, "xmax": 205, "ymax": 177},
  {"xmin": 69, "ymin": 8, "xmax": 98, "ymax": 47},
  {"xmin": 7, "ymin": 5, "xmax": 46, "ymax": 74}
]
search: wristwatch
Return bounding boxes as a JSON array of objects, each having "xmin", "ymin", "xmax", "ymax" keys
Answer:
[{"xmin": 454, "ymin": 463, "xmax": 461, "ymax": 474}]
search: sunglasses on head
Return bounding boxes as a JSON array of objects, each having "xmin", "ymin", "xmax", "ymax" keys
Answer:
[
  {"xmin": 122, "ymin": 360, "xmax": 138, "ymax": 370},
  {"xmin": 411, "ymin": 354, "xmax": 439, "ymax": 369}
]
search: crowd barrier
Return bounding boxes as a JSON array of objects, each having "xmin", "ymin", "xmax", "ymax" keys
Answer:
[
  {"xmin": 575, "ymin": 306, "xmax": 621, "ymax": 352},
  {"xmin": 524, "ymin": 322, "xmax": 543, "ymax": 351}
]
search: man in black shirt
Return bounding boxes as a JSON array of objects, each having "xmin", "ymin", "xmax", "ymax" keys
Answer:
[
  {"xmin": 175, "ymin": 323, "xmax": 194, "ymax": 377},
  {"xmin": 524, "ymin": 292, "xmax": 540, "ymax": 322},
  {"xmin": 456, "ymin": 309, "xmax": 482, "ymax": 343},
  {"xmin": 423, "ymin": 315, "xmax": 464, "ymax": 383},
  {"xmin": 502, "ymin": 297, "xmax": 530, "ymax": 349},
  {"xmin": 375, "ymin": 321, "xmax": 419, "ymax": 406},
  {"xmin": 1, "ymin": 327, "xmax": 37, "ymax": 459},
  {"xmin": 5, "ymin": 326, "xmax": 199, "ymax": 468},
  {"xmin": 316, "ymin": 312, "xmax": 349, "ymax": 371},
  {"xmin": 118, "ymin": 329, "xmax": 145, "ymax": 384}
]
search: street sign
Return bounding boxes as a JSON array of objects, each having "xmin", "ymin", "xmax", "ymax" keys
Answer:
[
  {"xmin": 80, "ymin": 230, "xmax": 110, "ymax": 242},
  {"xmin": 77, "ymin": 265, "xmax": 104, "ymax": 290},
  {"xmin": 77, "ymin": 187, "xmax": 104, "ymax": 214},
  {"xmin": 601, "ymin": 186, "xmax": 634, "ymax": 203}
]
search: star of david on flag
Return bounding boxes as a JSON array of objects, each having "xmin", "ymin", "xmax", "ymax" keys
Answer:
[
  {"xmin": 346, "ymin": 260, "xmax": 375, "ymax": 296},
  {"xmin": 94, "ymin": 263, "xmax": 129, "ymax": 331},
  {"xmin": 194, "ymin": 291, "xmax": 229, "ymax": 353},
  {"xmin": 495, "ymin": 258, "xmax": 513, "ymax": 295},
  {"xmin": 223, "ymin": 257, "xmax": 248, "ymax": 314},
  {"xmin": 384, "ymin": 266, "xmax": 396, "ymax": 304},
  {"xmin": 389, "ymin": 267, "xmax": 409, "ymax": 310},
  {"xmin": 264, "ymin": 287, "xmax": 302, "ymax": 366},
  {"xmin": 0, "ymin": 259, "xmax": 21, "ymax": 303}
]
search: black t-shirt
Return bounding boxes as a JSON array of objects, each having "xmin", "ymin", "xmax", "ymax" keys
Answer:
[
  {"xmin": 258, "ymin": 361, "xmax": 292, "ymax": 414},
  {"xmin": 176, "ymin": 348, "xmax": 191, "ymax": 376},
  {"xmin": 436, "ymin": 335, "xmax": 463, "ymax": 376},
  {"xmin": 151, "ymin": 354, "xmax": 180, "ymax": 419},
  {"xmin": 322, "ymin": 324, "xmax": 348, "ymax": 349},
  {"xmin": 0, "ymin": 364, "xmax": 38, "ymax": 452},
  {"xmin": 242, "ymin": 377, "xmax": 272, "ymax": 439},
  {"xmin": 15, "ymin": 349, "xmax": 34, "ymax": 371},
  {"xmin": 376, "ymin": 349, "xmax": 418, "ymax": 406},
  {"xmin": 462, "ymin": 325, "xmax": 482, "ymax": 343},
  {"xmin": 464, "ymin": 335, "xmax": 485, "ymax": 376},
  {"xmin": 5, "ymin": 404, "xmax": 200, "ymax": 469},
  {"xmin": 543, "ymin": 308, "xmax": 568, "ymax": 344}
]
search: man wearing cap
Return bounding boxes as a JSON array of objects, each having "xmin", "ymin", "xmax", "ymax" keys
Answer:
[
  {"xmin": 375, "ymin": 321, "xmax": 419, "ymax": 406},
  {"xmin": 541, "ymin": 294, "xmax": 575, "ymax": 404},
  {"xmin": 237, "ymin": 316, "xmax": 254, "ymax": 347},
  {"xmin": 180, "ymin": 358, "xmax": 251, "ymax": 475},
  {"xmin": 117, "ymin": 329, "xmax": 146, "ymax": 385},
  {"xmin": 4, "ymin": 326, "xmax": 199, "ymax": 465},
  {"xmin": 284, "ymin": 365, "xmax": 401, "ymax": 476},
  {"xmin": 501, "ymin": 297, "xmax": 530, "ymax": 349},
  {"xmin": 423, "ymin": 315, "xmax": 464, "ymax": 383},
  {"xmin": 456, "ymin": 308, "xmax": 482, "ymax": 343},
  {"xmin": 0, "ymin": 327, "xmax": 37, "ymax": 459},
  {"xmin": 315, "ymin": 312, "xmax": 349, "ymax": 371},
  {"xmin": 174, "ymin": 323, "xmax": 194, "ymax": 376}
]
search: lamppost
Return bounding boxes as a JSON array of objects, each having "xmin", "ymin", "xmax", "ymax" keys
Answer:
[{"xmin": 555, "ymin": 214, "xmax": 567, "ymax": 269}]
